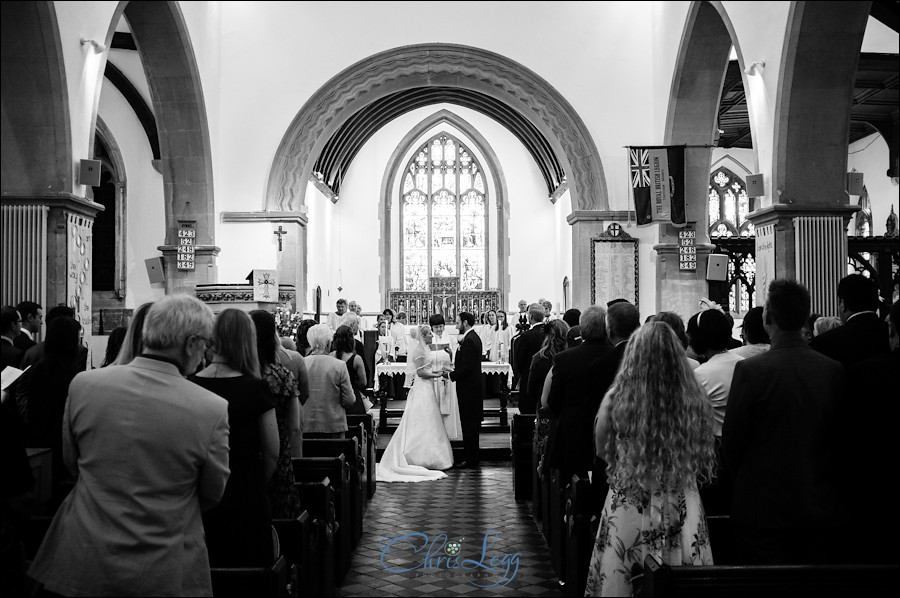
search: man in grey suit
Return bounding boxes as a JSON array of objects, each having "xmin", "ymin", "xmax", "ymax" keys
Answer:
[
  {"xmin": 723, "ymin": 279, "xmax": 844, "ymax": 565},
  {"xmin": 29, "ymin": 295, "xmax": 230, "ymax": 597}
]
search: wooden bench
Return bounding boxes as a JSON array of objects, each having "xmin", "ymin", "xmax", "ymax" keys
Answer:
[
  {"xmin": 512, "ymin": 413, "xmax": 536, "ymax": 501},
  {"xmin": 292, "ymin": 456, "xmax": 352, "ymax": 583},
  {"xmin": 346, "ymin": 413, "xmax": 376, "ymax": 499},
  {"xmin": 564, "ymin": 474, "xmax": 593, "ymax": 597},
  {"xmin": 302, "ymin": 438, "xmax": 364, "ymax": 548},
  {"xmin": 549, "ymin": 468, "xmax": 567, "ymax": 584},
  {"xmin": 272, "ymin": 512, "xmax": 313, "ymax": 598},
  {"xmin": 343, "ymin": 421, "xmax": 369, "ymax": 511},
  {"xmin": 210, "ymin": 554, "xmax": 289, "ymax": 597},
  {"xmin": 294, "ymin": 478, "xmax": 336, "ymax": 596},
  {"xmin": 634, "ymin": 554, "xmax": 899, "ymax": 597}
]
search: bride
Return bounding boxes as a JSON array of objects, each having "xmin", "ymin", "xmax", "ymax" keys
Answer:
[{"xmin": 376, "ymin": 324, "xmax": 458, "ymax": 482}]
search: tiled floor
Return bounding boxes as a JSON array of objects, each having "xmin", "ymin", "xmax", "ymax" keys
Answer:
[{"xmin": 336, "ymin": 462, "xmax": 562, "ymax": 597}]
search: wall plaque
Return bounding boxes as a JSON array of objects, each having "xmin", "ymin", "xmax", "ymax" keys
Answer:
[
  {"xmin": 590, "ymin": 223, "xmax": 638, "ymax": 306},
  {"xmin": 679, "ymin": 225, "xmax": 697, "ymax": 271},
  {"xmin": 177, "ymin": 221, "xmax": 196, "ymax": 270}
]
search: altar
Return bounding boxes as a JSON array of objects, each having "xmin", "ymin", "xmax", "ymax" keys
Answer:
[{"xmin": 374, "ymin": 361, "xmax": 513, "ymax": 432}]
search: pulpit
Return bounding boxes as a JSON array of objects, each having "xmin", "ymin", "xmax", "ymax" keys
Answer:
[{"xmin": 196, "ymin": 283, "xmax": 296, "ymax": 315}]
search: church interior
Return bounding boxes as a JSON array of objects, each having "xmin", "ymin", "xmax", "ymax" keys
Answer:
[{"xmin": 2, "ymin": 1, "xmax": 899, "ymax": 596}]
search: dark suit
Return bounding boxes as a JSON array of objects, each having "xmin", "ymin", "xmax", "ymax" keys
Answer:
[
  {"xmin": 14, "ymin": 332, "xmax": 36, "ymax": 352},
  {"xmin": 450, "ymin": 329, "xmax": 483, "ymax": 464},
  {"xmin": 513, "ymin": 324, "xmax": 545, "ymax": 412},
  {"xmin": 809, "ymin": 311, "xmax": 889, "ymax": 368},
  {"xmin": 723, "ymin": 333, "xmax": 844, "ymax": 564},
  {"xmin": 1, "ymin": 338, "xmax": 23, "ymax": 371},
  {"xmin": 546, "ymin": 339, "xmax": 613, "ymax": 477}
]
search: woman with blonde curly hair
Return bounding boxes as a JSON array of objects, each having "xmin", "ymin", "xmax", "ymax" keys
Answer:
[{"xmin": 585, "ymin": 322, "xmax": 717, "ymax": 597}]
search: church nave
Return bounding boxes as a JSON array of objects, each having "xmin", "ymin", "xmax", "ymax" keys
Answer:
[{"xmin": 336, "ymin": 463, "xmax": 560, "ymax": 597}]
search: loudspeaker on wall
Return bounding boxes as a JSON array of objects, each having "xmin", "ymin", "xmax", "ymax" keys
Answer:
[
  {"xmin": 79, "ymin": 159, "xmax": 102, "ymax": 187},
  {"xmin": 746, "ymin": 174, "xmax": 764, "ymax": 197},
  {"xmin": 847, "ymin": 172, "xmax": 864, "ymax": 195},
  {"xmin": 145, "ymin": 257, "xmax": 165, "ymax": 284},
  {"xmin": 706, "ymin": 254, "xmax": 729, "ymax": 281}
]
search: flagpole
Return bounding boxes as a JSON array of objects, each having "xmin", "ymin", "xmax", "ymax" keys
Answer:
[{"xmin": 626, "ymin": 146, "xmax": 635, "ymax": 228}]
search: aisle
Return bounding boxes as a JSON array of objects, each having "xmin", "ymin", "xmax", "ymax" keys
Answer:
[{"xmin": 336, "ymin": 462, "xmax": 561, "ymax": 596}]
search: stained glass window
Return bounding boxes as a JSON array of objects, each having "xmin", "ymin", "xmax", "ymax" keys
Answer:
[
  {"xmin": 401, "ymin": 133, "xmax": 487, "ymax": 291},
  {"xmin": 708, "ymin": 166, "xmax": 756, "ymax": 316}
]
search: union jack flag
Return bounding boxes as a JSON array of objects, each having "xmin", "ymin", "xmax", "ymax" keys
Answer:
[{"xmin": 630, "ymin": 148, "xmax": 651, "ymax": 187}]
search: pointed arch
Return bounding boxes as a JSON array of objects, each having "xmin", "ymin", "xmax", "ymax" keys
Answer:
[{"xmin": 379, "ymin": 110, "xmax": 509, "ymax": 305}]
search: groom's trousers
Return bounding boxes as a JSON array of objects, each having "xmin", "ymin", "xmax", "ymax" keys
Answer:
[{"xmin": 462, "ymin": 420, "xmax": 481, "ymax": 464}]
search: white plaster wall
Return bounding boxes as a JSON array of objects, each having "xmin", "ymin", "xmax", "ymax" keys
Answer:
[
  {"xmin": 97, "ymin": 78, "xmax": 166, "ymax": 308},
  {"xmin": 848, "ymin": 134, "xmax": 900, "ymax": 237}
]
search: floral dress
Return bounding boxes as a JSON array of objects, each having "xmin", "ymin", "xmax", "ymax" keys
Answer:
[
  {"xmin": 263, "ymin": 362, "xmax": 302, "ymax": 519},
  {"xmin": 584, "ymin": 482, "xmax": 712, "ymax": 597}
]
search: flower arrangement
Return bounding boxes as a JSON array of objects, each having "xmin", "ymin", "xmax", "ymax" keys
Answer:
[{"xmin": 275, "ymin": 305, "xmax": 303, "ymax": 340}]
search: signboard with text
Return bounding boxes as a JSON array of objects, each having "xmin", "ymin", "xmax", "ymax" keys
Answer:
[
  {"xmin": 177, "ymin": 222, "xmax": 196, "ymax": 270},
  {"xmin": 678, "ymin": 226, "xmax": 696, "ymax": 271}
]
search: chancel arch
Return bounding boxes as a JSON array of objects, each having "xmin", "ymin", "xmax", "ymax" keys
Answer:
[{"xmin": 379, "ymin": 110, "xmax": 509, "ymax": 309}]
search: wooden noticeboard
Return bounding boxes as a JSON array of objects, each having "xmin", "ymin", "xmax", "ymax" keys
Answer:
[{"xmin": 590, "ymin": 223, "xmax": 638, "ymax": 306}]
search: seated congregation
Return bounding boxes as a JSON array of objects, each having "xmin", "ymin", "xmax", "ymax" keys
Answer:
[{"xmin": 2, "ymin": 273, "xmax": 898, "ymax": 597}]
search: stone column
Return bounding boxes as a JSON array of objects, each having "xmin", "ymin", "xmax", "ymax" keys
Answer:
[
  {"xmin": 157, "ymin": 245, "xmax": 221, "ymax": 296},
  {"xmin": 748, "ymin": 204, "xmax": 858, "ymax": 316},
  {"xmin": 653, "ymin": 236, "xmax": 717, "ymax": 319}
]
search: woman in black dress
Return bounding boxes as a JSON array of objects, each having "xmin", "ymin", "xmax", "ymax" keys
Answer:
[
  {"xmin": 331, "ymin": 325, "xmax": 368, "ymax": 414},
  {"xmin": 190, "ymin": 308, "xmax": 279, "ymax": 566}
]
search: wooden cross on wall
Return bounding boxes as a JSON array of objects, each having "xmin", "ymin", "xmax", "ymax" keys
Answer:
[{"xmin": 273, "ymin": 225, "xmax": 287, "ymax": 251}]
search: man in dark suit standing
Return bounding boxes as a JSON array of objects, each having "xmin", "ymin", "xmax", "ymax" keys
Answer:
[
  {"xmin": 546, "ymin": 305, "xmax": 613, "ymax": 480},
  {"xmin": 809, "ymin": 273, "xmax": 889, "ymax": 367},
  {"xmin": 14, "ymin": 301, "xmax": 41, "ymax": 351},
  {"xmin": 513, "ymin": 303, "xmax": 547, "ymax": 413},
  {"xmin": 450, "ymin": 311, "xmax": 483, "ymax": 468},
  {"xmin": 723, "ymin": 279, "xmax": 844, "ymax": 565},
  {"xmin": 1, "ymin": 306, "xmax": 24, "ymax": 371}
]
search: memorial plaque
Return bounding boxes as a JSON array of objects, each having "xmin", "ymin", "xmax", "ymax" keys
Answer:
[{"xmin": 590, "ymin": 224, "xmax": 638, "ymax": 306}]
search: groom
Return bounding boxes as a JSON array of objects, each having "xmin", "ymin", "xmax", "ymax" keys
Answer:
[{"xmin": 450, "ymin": 311, "xmax": 483, "ymax": 468}]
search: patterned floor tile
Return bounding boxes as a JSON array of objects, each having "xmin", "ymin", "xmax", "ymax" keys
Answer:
[{"xmin": 334, "ymin": 461, "xmax": 562, "ymax": 597}]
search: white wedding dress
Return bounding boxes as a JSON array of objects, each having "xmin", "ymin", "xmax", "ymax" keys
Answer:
[{"xmin": 376, "ymin": 351, "xmax": 455, "ymax": 483}]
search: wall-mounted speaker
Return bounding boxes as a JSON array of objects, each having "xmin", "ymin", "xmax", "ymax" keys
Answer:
[
  {"xmin": 706, "ymin": 254, "xmax": 729, "ymax": 281},
  {"xmin": 79, "ymin": 159, "xmax": 102, "ymax": 187},
  {"xmin": 847, "ymin": 172, "xmax": 864, "ymax": 195},
  {"xmin": 746, "ymin": 174, "xmax": 764, "ymax": 197},
  {"xmin": 145, "ymin": 257, "xmax": 165, "ymax": 284}
]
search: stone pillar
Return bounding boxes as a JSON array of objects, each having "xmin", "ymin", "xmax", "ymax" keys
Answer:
[
  {"xmin": 567, "ymin": 210, "xmax": 634, "ymax": 309},
  {"xmin": 220, "ymin": 210, "xmax": 309, "ymax": 311},
  {"xmin": 653, "ymin": 236, "xmax": 717, "ymax": 319},
  {"xmin": 748, "ymin": 204, "xmax": 858, "ymax": 316},
  {"xmin": 157, "ymin": 245, "xmax": 220, "ymax": 296}
]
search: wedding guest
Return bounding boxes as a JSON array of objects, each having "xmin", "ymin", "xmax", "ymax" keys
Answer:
[
  {"xmin": 513, "ymin": 303, "xmax": 548, "ymax": 412},
  {"xmin": 586, "ymin": 322, "xmax": 717, "ymax": 596},
  {"xmin": 800, "ymin": 312, "xmax": 820, "ymax": 343},
  {"xmin": 250, "ymin": 310, "xmax": 302, "ymax": 519},
  {"xmin": 296, "ymin": 318, "xmax": 317, "ymax": 356},
  {"xmin": 190, "ymin": 309, "xmax": 278, "ymax": 566},
  {"xmin": 724, "ymin": 279, "xmax": 843, "ymax": 565},
  {"xmin": 112, "ymin": 302, "xmax": 153, "ymax": 365},
  {"xmin": 810, "ymin": 274, "xmax": 889, "ymax": 367},
  {"xmin": 100, "ymin": 326, "xmax": 127, "ymax": 367},
  {"xmin": 530, "ymin": 319, "xmax": 569, "ymax": 479},
  {"xmin": 493, "ymin": 309, "xmax": 512, "ymax": 363},
  {"xmin": 331, "ymin": 324, "xmax": 368, "ymax": 414},
  {"xmin": 1, "ymin": 306, "xmax": 23, "ymax": 371},
  {"xmin": 24, "ymin": 316, "xmax": 82, "ymax": 485},
  {"xmin": 28, "ymin": 295, "xmax": 229, "ymax": 597},
  {"xmin": 302, "ymin": 324, "xmax": 355, "ymax": 438},
  {"xmin": 652, "ymin": 311, "xmax": 699, "ymax": 368},
  {"xmin": 326, "ymin": 298, "xmax": 349, "ymax": 331},
  {"xmin": 14, "ymin": 300, "xmax": 42, "ymax": 351},
  {"xmin": 275, "ymin": 332, "xmax": 310, "ymax": 457},
  {"xmin": 688, "ymin": 308, "xmax": 744, "ymax": 436},
  {"xmin": 813, "ymin": 315, "xmax": 842, "ymax": 336},
  {"xmin": 729, "ymin": 306, "xmax": 770, "ymax": 360},
  {"xmin": 19, "ymin": 305, "xmax": 88, "ymax": 373}
]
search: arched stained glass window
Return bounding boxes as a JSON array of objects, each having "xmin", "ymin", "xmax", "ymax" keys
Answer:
[
  {"xmin": 709, "ymin": 167, "xmax": 754, "ymax": 238},
  {"xmin": 401, "ymin": 133, "xmax": 487, "ymax": 291}
]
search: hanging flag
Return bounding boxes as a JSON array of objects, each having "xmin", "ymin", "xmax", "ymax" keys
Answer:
[{"xmin": 628, "ymin": 145, "xmax": 686, "ymax": 226}]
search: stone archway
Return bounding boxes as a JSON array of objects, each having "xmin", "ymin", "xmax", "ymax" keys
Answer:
[
  {"xmin": 266, "ymin": 44, "xmax": 606, "ymax": 214},
  {"xmin": 100, "ymin": 1, "xmax": 218, "ymax": 294}
]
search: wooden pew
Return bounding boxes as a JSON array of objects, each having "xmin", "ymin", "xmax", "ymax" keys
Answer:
[
  {"xmin": 294, "ymin": 478, "xmax": 336, "ymax": 597},
  {"xmin": 272, "ymin": 512, "xmax": 312, "ymax": 598},
  {"xmin": 705, "ymin": 515, "xmax": 736, "ymax": 565},
  {"xmin": 343, "ymin": 421, "xmax": 369, "ymax": 513},
  {"xmin": 549, "ymin": 468, "xmax": 567, "ymax": 584},
  {"xmin": 512, "ymin": 413, "xmax": 536, "ymax": 501},
  {"xmin": 634, "ymin": 554, "xmax": 899, "ymax": 597},
  {"xmin": 210, "ymin": 554, "xmax": 289, "ymax": 597},
  {"xmin": 292, "ymin": 456, "xmax": 352, "ymax": 583},
  {"xmin": 346, "ymin": 413, "xmax": 376, "ymax": 499},
  {"xmin": 302, "ymin": 438, "xmax": 364, "ymax": 548},
  {"xmin": 564, "ymin": 474, "xmax": 592, "ymax": 597}
]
